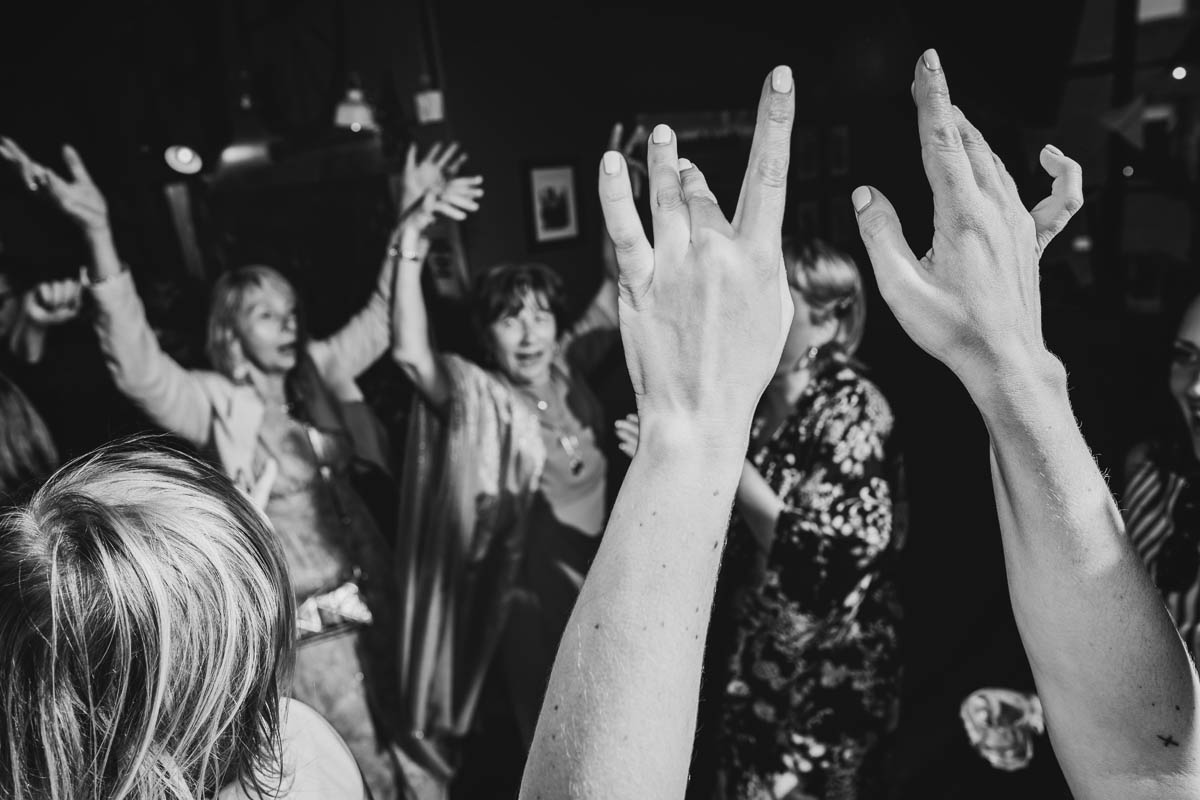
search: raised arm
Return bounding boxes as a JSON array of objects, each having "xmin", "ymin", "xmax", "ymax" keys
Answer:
[
  {"xmin": 520, "ymin": 66, "xmax": 796, "ymax": 800},
  {"xmin": 389, "ymin": 208, "xmax": 451, "ymax": 409},
  {"xmin": 853, "ymin": 51, "xmax": 1200, "ymax": 800},
  {"xmin": 311, "ymin": 143, "xmax": 483, "ymax": 381},
  {"xmin": 0, "ymin": 138, "xmax": 212, "ymax": 446}
]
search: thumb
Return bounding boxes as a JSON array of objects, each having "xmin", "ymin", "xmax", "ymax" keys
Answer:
[{"xmin": 852, "ymin": 186, "xmax": 921, "ymax": 301}]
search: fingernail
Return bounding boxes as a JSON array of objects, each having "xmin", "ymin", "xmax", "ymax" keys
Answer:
[
  {"xmin": 851, "ymin": 186, "xmax": 872, "ymax": 214},
  {"xmin": 771, "ymin": 65, "xmax": 793, "ymax": 93},
  {"xmin": 603, "ymin": 151, "xmax": 622, "ymax": 175},
  {"xmin": 652, "ymin": 124, "xmax": 672, "ymax": 145},
  {"xmin": 678, "ymin": 157, "xmax": 693, "ymax": 171},
  {"xmin": 1043, "ymin": 143, "xmax": 1063, "ymax": 156},
  {"xmin": 923, "ymin": 48, "xmax": 941, "ymax": 71}
]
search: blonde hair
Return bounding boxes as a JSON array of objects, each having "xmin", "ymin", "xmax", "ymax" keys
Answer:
[
  {"xmin": 784, "ymin": 238, "xmax": 866, "ymax": 357},
  {"xmin": 0, "ymin": 438, "xmax": 295, "ymax": 799},
  {"xmin": 206, "ymin": 266, "xmax": 298, "ymax": 379}
]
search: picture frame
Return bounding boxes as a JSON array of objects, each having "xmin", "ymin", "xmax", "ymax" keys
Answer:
[{"xmin": 525, "ymin": 162, "xmax": 581, "ymax": 247}]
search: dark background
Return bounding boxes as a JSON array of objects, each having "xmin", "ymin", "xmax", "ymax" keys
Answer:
[{"xmin": 2, "ymin": 1, "xmax": 1196, "ymax": 797}]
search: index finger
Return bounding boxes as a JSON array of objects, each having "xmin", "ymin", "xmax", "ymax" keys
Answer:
[
  {"xmin": 914, "ymin": 49, "xmax": 976, "ymax": 202},
  {"xmin": 733, "ymin": 66, "xmax": 794, "ymax": 250}
]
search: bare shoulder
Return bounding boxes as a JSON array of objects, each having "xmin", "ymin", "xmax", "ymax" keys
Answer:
[{"xmin": 218, "ymin": 699, "xmax": 366, "ymax": 800}]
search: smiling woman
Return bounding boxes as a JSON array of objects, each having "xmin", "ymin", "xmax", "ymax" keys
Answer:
[{"xmin": 390, "ymin": 208, "xmax": 623, "ymax": 792}]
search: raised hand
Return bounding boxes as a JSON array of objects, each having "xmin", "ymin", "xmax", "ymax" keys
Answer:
[
  {"xmin": 851, "ymin": 50, "xmax": 1082, "ymax": 398},
  {"xmin": 24, "ymin": 279, "xmax": 83, "ymax": 326},
  {"xmin": 0, "ymin": 138, "xmax": 110, "ymax": 236},
  {"xmin": 599, "ymin": 67, "xmax": 795, "ymax": 445},
  {"xmin": 614, "ymin": 413, "xmax": 640, "ymax": 459},
  {"xmin": 402, "ymin": 141, "xmax": 474, "ymax": 207},
  {"xmin": 427, "ymin": 174, "xmax": 484, "ymax": 221},
  {"xmin": 607, "ymin": 121, "xmax": 649, "ymax": 200}
]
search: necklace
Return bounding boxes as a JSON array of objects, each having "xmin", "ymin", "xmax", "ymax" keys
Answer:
[{"xmin": 524, "ymin": 385, "xmax": 585, "ymax": 477}]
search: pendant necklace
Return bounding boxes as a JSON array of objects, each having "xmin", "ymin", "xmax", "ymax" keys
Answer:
[{"xmin": 528, "ymin": 388, "xmax": 585, "ymax": 477}]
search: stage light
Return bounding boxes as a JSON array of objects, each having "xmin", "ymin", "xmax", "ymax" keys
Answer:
[
  {"xmin": 164, "ymin": 145, "xmax": 202, "ymax": 175},
  {"xmin": 1173, "ymin": 66, "xmax": 1188, "ymax": 80},
  {"xmin": 1122, "ymin": 165, "xmax": 1135, "ymax": 177},
  {"xmin": 1071, "ymin": 235, "xmax": 1092, "ymax": 253}
]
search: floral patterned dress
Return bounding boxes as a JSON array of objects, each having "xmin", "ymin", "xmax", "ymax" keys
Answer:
[{"xmin": 718, "ymin": 357, "xmax": 904, "ymax": 800}]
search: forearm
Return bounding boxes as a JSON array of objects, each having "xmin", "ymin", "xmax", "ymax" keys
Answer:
[
  {"xmin": 391, "ymin": 258, "xmax": 446, "ymax": 406},
  {"xmin": 520, "ymin": 419, "xmax": 746, "ymax": 800},
  {"xmin": 85, "ymin": 227, "xmax": 123, "ymax": 282},
  {"xmin": 735, "ymin": 459, "xmax": 783, "ymax": 551},
  {"xmin": 975, "ymin": 353, "xmax": 1200, "ymax": 797}
]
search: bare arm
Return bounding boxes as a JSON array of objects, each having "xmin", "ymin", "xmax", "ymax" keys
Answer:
[
  {"xmin": 0, "ymin": 138, "xmax": 213, "ymax": 445},
  {"xmin": 389, "ymin": 214, "xmax": 451, "ymax": 409},
  {"xmin": 735, "ymin": 459, "xmax": 783, "ymax": 551},
  {"xmin": 854, "ymin": 50, "xmax": 1200, "ymax": 799},
  {"xmin": 313, "ymin": 165, "xmax": 483, "ymax": 382},
  {"xmin": 521, "ymin": 66, "xmax": 796, "ymax": 800}
]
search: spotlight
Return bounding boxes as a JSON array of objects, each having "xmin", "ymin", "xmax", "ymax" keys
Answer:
[
  {"xmin": 1122, "ymin": 165, "xmax": 1135, "ymax": 177},
  {"xmin": 1071, "ymin": 235, "xmax": 1092, "ymax": 253},
  {"xmin": 1173, "ymin": 66, "xmax": 1188, "ymax": 80},
  {"xmin": 164, "ymin": 145, "xmax": 202, "ymax": 175}
]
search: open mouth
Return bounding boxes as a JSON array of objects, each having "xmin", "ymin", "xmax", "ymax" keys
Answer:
[{"xmin": 515, "ymin": 350, "xmax": 544, "ymax": 368}]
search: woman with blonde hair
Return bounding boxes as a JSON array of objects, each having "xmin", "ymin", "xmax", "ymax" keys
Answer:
[
  {"xmin": 0, "ymin": 135, "xmax": 482, "ymax": 799},
  {"xmin": 616, "ymin": 237, "xmax": 905, "ymax": 799},
  {"xmin": 0, "ymin": 439, "xmax": 367, "ymax": 799}
]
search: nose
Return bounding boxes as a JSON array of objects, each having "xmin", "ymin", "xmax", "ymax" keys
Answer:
[{"xmin": 1190, "ymin": 370, "xmax": 1200, "ymax": 399}]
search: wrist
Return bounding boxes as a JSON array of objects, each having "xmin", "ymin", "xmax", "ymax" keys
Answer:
[
  {"xmin": 633, "ymin": 410, "xmax": 750, "ymax": 464},
  {"xmin": 966, "ymin": 347, "xmax": 1070, "ymax": 431},
  {"xmin": 84, "ymin": 224, "xmax": 114, "ymax": 245}
]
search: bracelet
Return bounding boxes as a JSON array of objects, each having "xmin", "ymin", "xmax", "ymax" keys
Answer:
[{"xmin": 388, "ymin": 245, "xmax": 422, "ymax": 262}]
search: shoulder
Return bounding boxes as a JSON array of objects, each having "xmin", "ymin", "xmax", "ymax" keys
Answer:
[{"xmin": 264, "ymin": 699, "xmax": 368, "ymax": 799}]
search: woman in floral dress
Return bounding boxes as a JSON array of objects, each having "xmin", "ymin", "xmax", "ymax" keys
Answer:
[
  {"xmin": 619, "ymin": 240, "xmax": 905, "ymax": 799},
  {"xmin": 718, "ymin": 239, "xmax": 904, "ymax": 800}
]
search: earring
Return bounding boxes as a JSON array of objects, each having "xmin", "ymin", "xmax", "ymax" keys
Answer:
[{"xmin": 792, "ymin": 345, "xmax": 820, "ymax": 373}]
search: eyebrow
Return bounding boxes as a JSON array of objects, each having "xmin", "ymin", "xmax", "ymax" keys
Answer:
[{"xmin": 1174, "ymin": 339, "xmax": 1200, "ymax": 353}]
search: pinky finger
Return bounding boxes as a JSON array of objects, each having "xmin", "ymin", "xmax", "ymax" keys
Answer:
[{"xmin": 1029, "ymin": 145, "xmax": 1084, "ymax": 253}]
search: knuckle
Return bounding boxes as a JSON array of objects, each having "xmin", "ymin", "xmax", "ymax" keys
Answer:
[
  {"xmin": 600, "ymin": 183, "xmax": 631, "ymax": 204},
  {"xmin": 1062, "ymin": 193, "xmax": 1083, "ymax": 217},
  {"xmin": 765, "ymin": 96, "xmax": 793, "ymax": 127},
  {"xmin": 655, "ymin": 185, "xmax": 685, "ymax": 211},
  {"xmin": 856, "ymin": 208, "xmax": 893, "ymax": 241},
  {"xmin": 755, "ymin": 155, "xmax": 789, "ymax": 189},
  {"xmin": 928, "ymin": 122, "xmax": 962, "ymax": 151}
]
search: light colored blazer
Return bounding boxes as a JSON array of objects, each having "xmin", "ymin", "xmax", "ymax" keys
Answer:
[{"xmin": 89, "ymin": 264, "xmax": 393, "ymax": 503}]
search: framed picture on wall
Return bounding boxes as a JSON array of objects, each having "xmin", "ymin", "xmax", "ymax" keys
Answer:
[{"xmin": 525, "ymin": 162, "xmax": 581, "ymax": 247}]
